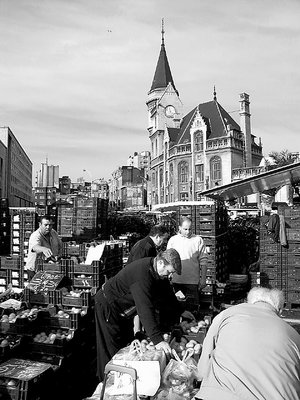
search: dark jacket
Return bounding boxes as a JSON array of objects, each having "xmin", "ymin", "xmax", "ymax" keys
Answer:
[
  {"xmin": 127, "ymin": 236, "xmax": 157, "ymax": 264},
  {"xmin": 102, "ymin": 257, "xmax": 164, "ymax": 344}
]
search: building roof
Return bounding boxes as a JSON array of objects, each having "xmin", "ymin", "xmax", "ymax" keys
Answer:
[
  {"xmin": 167, "ymin": 127, "xmax": 180, "ymax": 144},
  {"xmin": 200, "ymin": 162, "xmax": 300, "ymax": 201},
  {"xmin": 176, "ymin": 100, "xmax": 240, "ymax": 145},
  {"xmin": 149, "ymin": 42, "xmax": 178, "ymax": 95}
]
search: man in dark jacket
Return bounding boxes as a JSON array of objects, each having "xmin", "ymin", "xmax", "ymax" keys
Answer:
[
  {"xmin": 95, "ymin": 248, "xmax": 182, "ymax": 381},
  {"xmin": 126, "ymin": 224, "xmax": 168, "ymax": 264},
  {"xmin": 127, "ymin": 224, "xmax": 180, "ymax": 331}
]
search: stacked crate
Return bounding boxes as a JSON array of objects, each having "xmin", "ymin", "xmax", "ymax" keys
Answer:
[
  {"xmin": 74, "ymin": 197, "xmax": 98, "ymax": 237},
  {"xmin": 57, "ymin": 203, "xmax": 74, "ymax": 238},
  {"xmin": 0, "ymin": 199, "xmax": 10, "ymax": 256},
  {"xmin": 0, "ymin": 256, "xmax": 24, "ymax": 290},
  {"xmin": 9, "ymin": 208, "xmax": 37, "ymax": 259},
  {"xmin": 259, "ymin": 206, "xmax": 300, "ymax": 308},
  {"xmin": 175, "ymin": 201, "xmax": 229, "ymax": 300}
]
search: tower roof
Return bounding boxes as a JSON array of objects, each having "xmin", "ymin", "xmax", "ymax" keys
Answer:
[{"xmin": 149, "ymin": 23, "xmax": 178, "ymax": 95}]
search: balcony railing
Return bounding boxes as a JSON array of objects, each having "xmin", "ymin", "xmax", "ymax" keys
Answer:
[{"xmin": 232, "ymin": 166, "xmax": 266, "ymax": 180}]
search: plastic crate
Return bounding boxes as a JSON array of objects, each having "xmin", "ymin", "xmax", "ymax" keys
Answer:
[
  {"xmin": 287, "ymin": 229, "xmax": 300, "ymax": 241},
  {"xmin": 62, "ymin": 291, "xmax": 91, "ymax": 308},
  {"xmin": 45, "ymin": 312, "xmax": 80, "ymax": 330},
  {"xmin": 40, "ymin": 263, "xmax": 68, "ymax": 276},
  {"xmin": 0, "ymin": 257, "xmax": 24, "ymax": 270},
  {"xmin": 23, "ymin": 289, "xmax": 62, "ymax": 306},
  {"xmin": 0, "ymin": 358, "xmax": 53, "ymax": 399}
]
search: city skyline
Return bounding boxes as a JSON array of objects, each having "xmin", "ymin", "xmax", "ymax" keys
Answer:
[{"xmin": 0, "ymin": 0, "xmax": 299, "ymax": 182}]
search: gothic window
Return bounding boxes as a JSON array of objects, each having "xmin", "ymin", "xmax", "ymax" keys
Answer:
[
  {"xmin": 159, "ymin": 168, "xmax": 164, "ymax": 203},
  {"xmin": 159, "ymin": 168, "xmax": 163, "ymax": 188},
  {"xmin": 152, "ymin": 172, "xmax": 155, "ymax": 186},
  {"xmin": 195, "ymin": 164, "xmax": 204, "ymax": 182},
  {"xmin": 210, "ymin": 156, "xmax": 222, "ymax": 181},
  {"xmin": 155, "ymin": 138, "xmax": 158, "ymax": 157},
  {"xmin": 169, "ymin": 163, "xmax": 173, "ymax": 185},
  {"xmin": 178, "ymin": 161, "xmax": 188, "ymax": 183},
  {"xmin": 194, "ymin": 131, "xmax": 204, "ymax": 151}
]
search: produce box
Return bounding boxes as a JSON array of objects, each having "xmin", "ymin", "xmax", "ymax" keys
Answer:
[
  {"xmin": 0, "ymin": 358, "xmax": 53, "ymax": 400},
  {"xmin": 23, "ymin": 289, "xmax": 62, "ymax": 306},
  {"xmin": 62, "ymin": 291, "xmax": 91, "ymax": 308}
]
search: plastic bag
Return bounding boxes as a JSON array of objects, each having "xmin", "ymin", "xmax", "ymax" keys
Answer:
[
  {"xmin": 113, "ymin": 339, "xmax": 166, "ymax": 372},
  {"xmin": 153, "ymin": 348, "xmax": 199, "ymax": 399}
]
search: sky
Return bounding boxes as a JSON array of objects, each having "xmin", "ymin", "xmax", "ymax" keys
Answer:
[{"xmin": 0, "ymin": 0, "xmax": 299, "ymax": 183}]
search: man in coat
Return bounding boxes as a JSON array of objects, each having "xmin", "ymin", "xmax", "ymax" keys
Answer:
[
  {"xmin": 95, "ymin": 248, "xmax": 182, "ymax": 381},
  {"xmin": 196, "ymin": 287, "xmax": 300, "ymax": 400}
]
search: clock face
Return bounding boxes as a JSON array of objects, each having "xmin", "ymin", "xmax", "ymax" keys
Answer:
[{"xmin": 165, "ymin": 105, "xmax": 176, "ymax": 118}]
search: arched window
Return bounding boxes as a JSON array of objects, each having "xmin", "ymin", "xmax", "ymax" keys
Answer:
[
  {"xmin": 152, "ymin": 172, "xmax": 155, "ymax": 186},
  {"xmin": 159, "ymin": 168, "xmax": 163, "ymax": 188},
  {"xmin": 159, "ymin": 168, "xmax": 164, "ymax": 203},
  {"xmin": 210, "ymin": 156, "xmax": 222, "ymax": 181},
  {"xmin": 194, "ymin": 131, "xmax": 204, "ymax": 151},
  {"xmin": 169, "ymin": 163, "xmax": 173, "ymax": 185},
  {"xmin": 178, "ymin": 161, "xmax": 188, "ymax": 183}
]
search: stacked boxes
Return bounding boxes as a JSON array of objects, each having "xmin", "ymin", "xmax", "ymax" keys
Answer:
[
  {"xmin": 0, "ymin": 256, "xmax": 24, "ymax": 290},
  {"xmin": 0, "ymin": 199, "xmax": 10, "ymax": 255},
  {"xmin": 57, "ymin": 203, "xmax": 74, "ymax": 238},
  {"xmin": 56, "ymin": 198, "xmax": 109, "ymax": 240},
  {"xmin": 9, "ymin": 208, "xmax": 37, "ymax": 259},
  {"xmin": 259, "ymin": 206, "xmax": 300, "ymax": 308}
]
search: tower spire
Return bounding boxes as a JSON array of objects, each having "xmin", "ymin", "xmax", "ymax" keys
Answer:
[
  {"xmin": 149, "ymin": 19, "xmax": 178, "ymax": 95},
  {"xmin": 213, "ymin": 85, "xmax": 217, "ymax": 101}
]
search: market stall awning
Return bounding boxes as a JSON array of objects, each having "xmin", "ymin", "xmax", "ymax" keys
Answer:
[{"xmin": 201, "ymin": 162, "xmax": 300, "ymax": 201}]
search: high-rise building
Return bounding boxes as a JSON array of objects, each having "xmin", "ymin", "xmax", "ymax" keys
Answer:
[
  {"xmin": 36, "ymin": 161, "xmax": 59, "ymax": 188},
  {"xmin": 147, "ymin": 26, "xmax": 263, "ymax": 206},
  {"xmin": 0, "ymin": 126, "xmax": 33, "ymax": 207}
]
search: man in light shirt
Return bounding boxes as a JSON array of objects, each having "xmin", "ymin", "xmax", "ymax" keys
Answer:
[
  {"xmin": 26, "ymin": 215, "xmax": 62, "ymax": 280},
  {"xmin": 167, "ymin": 217, "xmax": 208, "ymax": 307}
]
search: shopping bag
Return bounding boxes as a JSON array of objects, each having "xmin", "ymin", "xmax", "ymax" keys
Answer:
[{"xmin": 111, "ymin": 340, "xmax": 162, "ymax": 396}]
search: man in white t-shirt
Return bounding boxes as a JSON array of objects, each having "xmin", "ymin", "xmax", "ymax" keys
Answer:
[{"xmin": 167, "ymin": 217, "xmax": 208, "ymax": 306}]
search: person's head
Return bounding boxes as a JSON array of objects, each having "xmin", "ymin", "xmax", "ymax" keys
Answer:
[
  {"xmin": 155, "ymin": 248, "xmax": 182, "ymax": 279},
  {"xmin": 178, "ymin": 217, "xmax": 192, "ymax": 238},
  {"xmin": 39, "ymin": 215, "xmax": 54, "ymax": 236},
  {"xmin": 247, "ymin": 287, "xmax": 285, "ymax": 314},
  {"xmin": 149, "ymin": 224, "xmax": 169, "ymax": 247}
]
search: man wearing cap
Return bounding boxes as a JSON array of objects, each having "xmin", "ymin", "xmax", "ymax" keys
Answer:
[{"xmin": 94, "ymin": 248, "xmax": 182, "ymax": 381}]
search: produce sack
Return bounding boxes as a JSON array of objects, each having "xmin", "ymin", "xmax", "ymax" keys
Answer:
[
  {"xmin": 154, "ymin": 348, "xmax": 199, "ymax": 399},
  {"xmin": 110, "ymin": 340, "xmax": 163, "ymax": 396}
]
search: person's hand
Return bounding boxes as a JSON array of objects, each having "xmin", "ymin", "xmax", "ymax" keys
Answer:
[
  {"xmin": 155, "ymin": 340, "xmax": 172, "ymax": 355},
  {"xmin": 42, "ymin": 248, "xmax": 53, "ymax": 259}
]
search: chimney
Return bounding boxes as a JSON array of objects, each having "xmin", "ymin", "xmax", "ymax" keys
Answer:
[{"xmin": 239, "ymin": 93, "xmax": 252, "ymax": 167}]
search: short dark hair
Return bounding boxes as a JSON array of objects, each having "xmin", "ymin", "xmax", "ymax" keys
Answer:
[
  {"xmin": 39, "ymin": 214, "xmax": 54, "ymax": 223},
  {"xmin": 157, "ymin": 248, "xmax": 182, "ymax": 275},
  {"xmin": 149, "ymin": 224, "xmax": 168, "ymax": 237}
]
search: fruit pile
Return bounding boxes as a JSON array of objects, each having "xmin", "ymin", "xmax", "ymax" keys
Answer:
[
  {"xmin": 0, "ymin": 307, "xmax": 39, "ymax": 324},
  {"xmin": 33, "ymin": 329, "xmax": 74, "ymax": 344},
  {"xmin": 170, "ymin": 336, "xmax": 201, "ymax": 358},
  {"xmin": 0, "ymin": 334, "xmax": 21, "ymax": 349}
]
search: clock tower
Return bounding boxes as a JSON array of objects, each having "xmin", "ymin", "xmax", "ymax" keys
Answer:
[
  {"xmin": 147, "ymin": 20, "xmax": 183, "ymax": 136},
  {"xmin": 147, "ymin": 20, "xmax": 183, "ymax": 205}
]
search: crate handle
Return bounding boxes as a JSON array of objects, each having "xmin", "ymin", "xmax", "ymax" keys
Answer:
[{"xmin": 99, "ymin": 362, "xmax": 138, "ymax": 400}]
